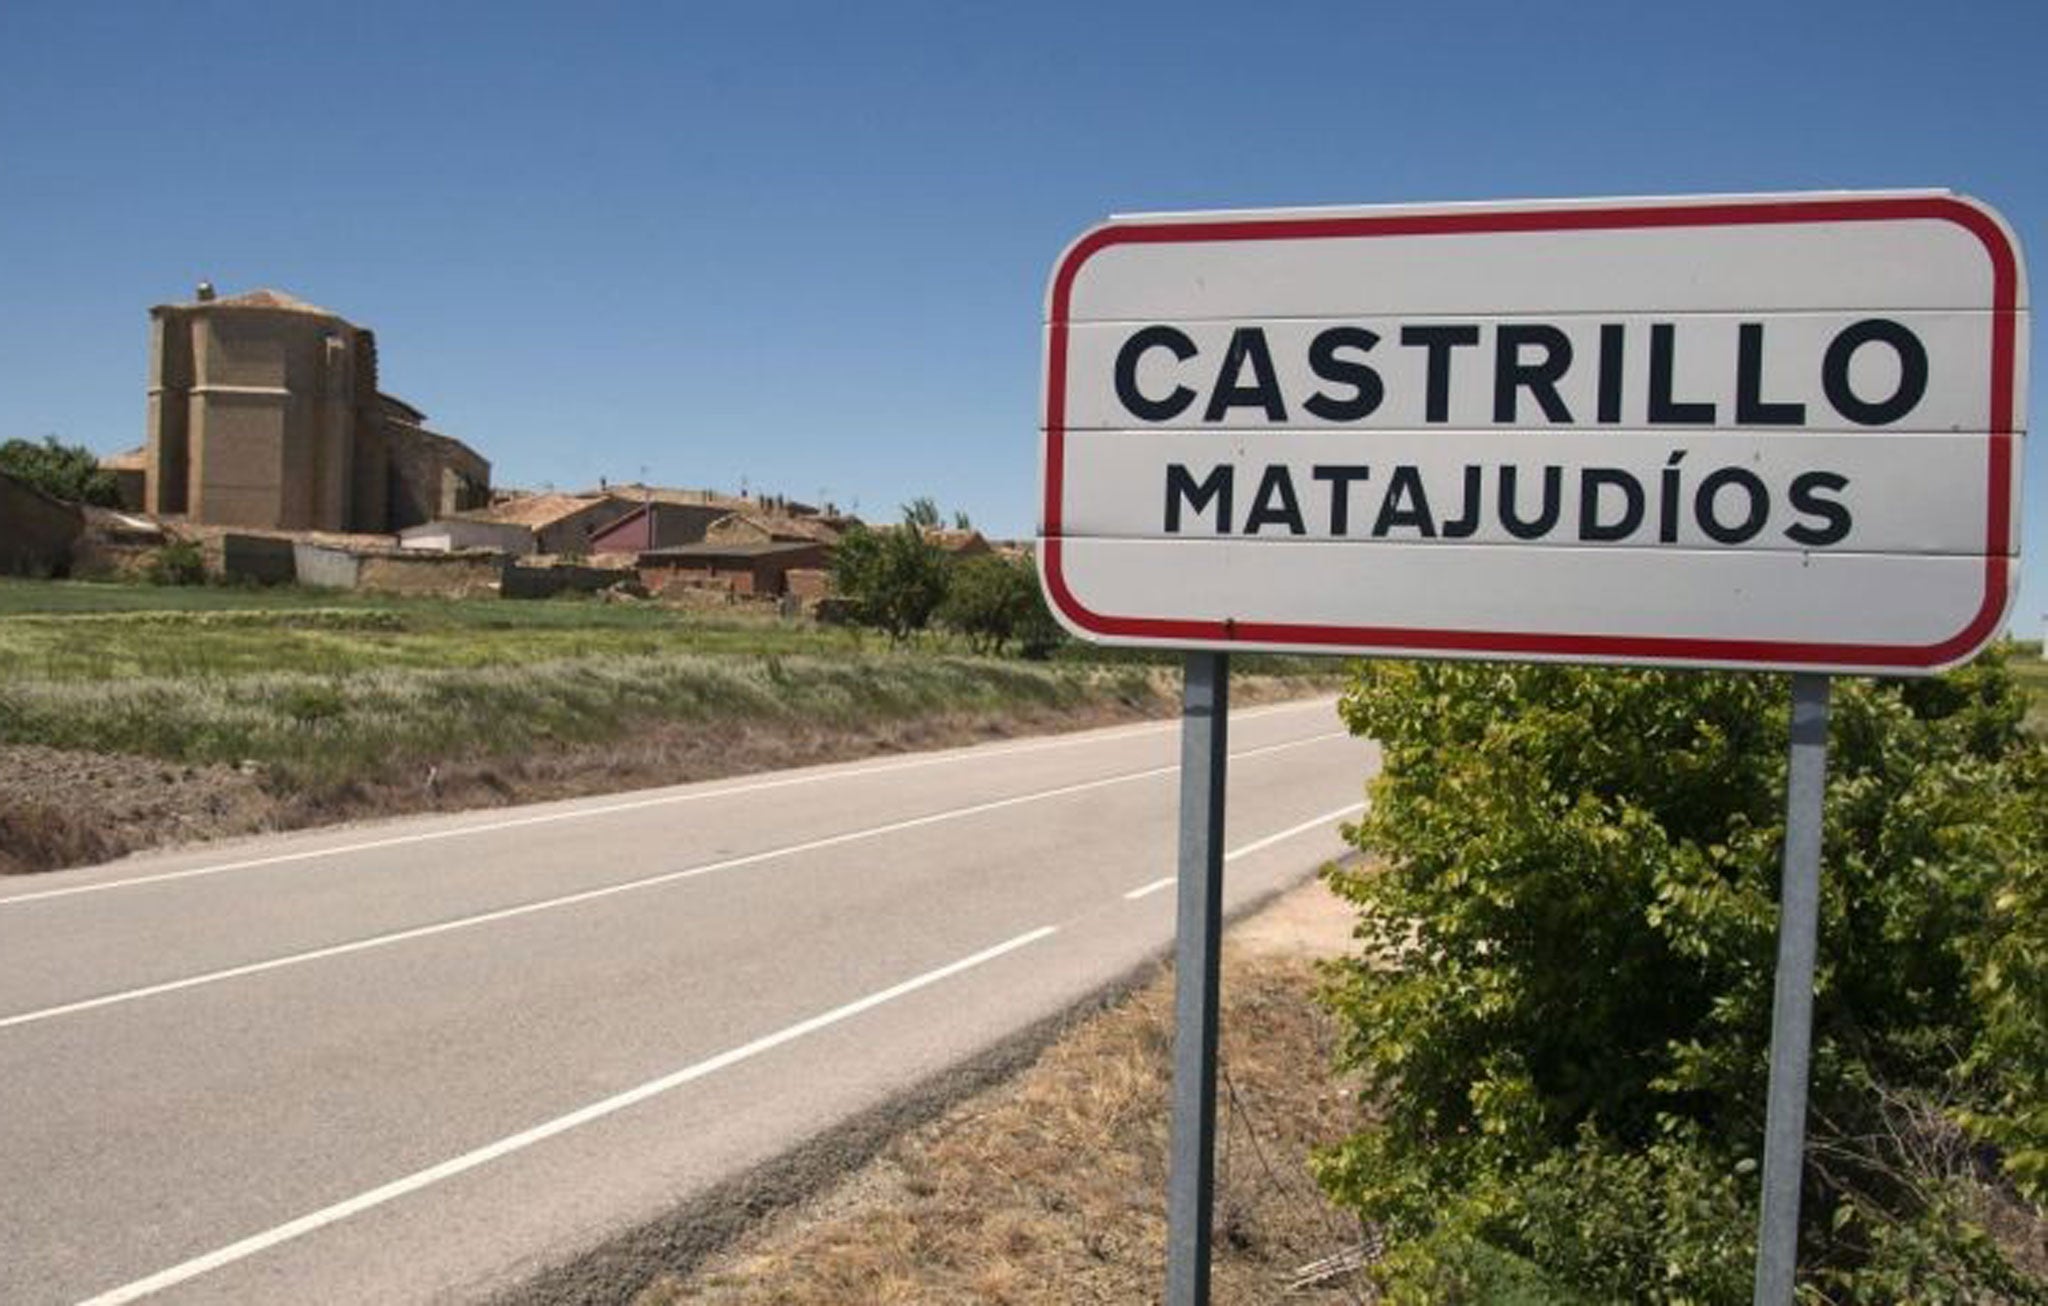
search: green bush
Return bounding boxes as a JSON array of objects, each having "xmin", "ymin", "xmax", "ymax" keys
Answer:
[
  {"xmin": 1962, "ymin": 740, "xmax": 2048, "ymax": 1203},
  {"xmin": 0, "ymin": 435, "xmax": 122, "ymax": 506},
  {"xmin": 143, "ymin": 540, "xmax": 207, "ymax": 587},
  {"xmin": 1317, "ymin": 651, "xmax": 2048, "ymax": 1303}
]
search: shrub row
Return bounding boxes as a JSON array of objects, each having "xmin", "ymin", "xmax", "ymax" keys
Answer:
[{"xmin": 1318, "ymin": 649, "xmax": 2048, "ymax": 1302}]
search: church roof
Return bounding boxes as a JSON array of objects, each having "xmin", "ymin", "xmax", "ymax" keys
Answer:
[
  {"xmin": 150, "ymin": 287, "xmax": 351, "ymax": 320},
  {"xmin": 208, "ymin": 288, "xmax": 345, "ymax": 317}
]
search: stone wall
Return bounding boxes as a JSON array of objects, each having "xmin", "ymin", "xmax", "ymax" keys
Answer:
[
  {"xmin": 145, "ymin": 308, "xmax": 194, "ymax": 515},
  {"xmin": 292, "ymin": 542, "xmax": 362, "ymax": 590},
  {"xmin": 206, "ymin": 534, "xmax": 298, "ymax": 586},
  {"xmin": 385, "ymin": 409, "xmax": 490, "ymax": 531},
  {"xmin": 501, "ymin": 561, "xmax": 631, "ymax": 600},
  {"xmin": 352, "ymin": 551, "xmax": 502, "ymax": 598},
  {"xmin": 649, "ymin": 577, "xmax": 742, "ymax": 609}
]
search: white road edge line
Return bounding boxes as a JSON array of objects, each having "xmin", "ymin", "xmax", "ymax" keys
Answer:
[
  {"xmin": 1121, "ymin": 801, "xmax": 1367, "ymax": 900},
  {"xmin": 0, "ymin": 733, "xmax": 1349, "ymax": 1032},
  {"xmin": 73, "ymin": 924, "xmax": 1059, "ymax": 1306},
  {"xmin": 0, "ymin": 698, "xmax": 1337, "ymax": 908}
]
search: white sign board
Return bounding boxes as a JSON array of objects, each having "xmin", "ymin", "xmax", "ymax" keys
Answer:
[{"xmin": 1038, "ymin": 191, "xmax": 2027, "ymax": 674}]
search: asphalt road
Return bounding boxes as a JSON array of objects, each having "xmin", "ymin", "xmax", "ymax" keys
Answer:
[{"xmin": 0, "ymin": 697, "xmax": 1374, "ymax": 1304}]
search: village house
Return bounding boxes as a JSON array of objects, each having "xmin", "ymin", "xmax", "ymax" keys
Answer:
[
  {"xmin": 585, "ymin": 500, "xmax": 734, "ymax": 554},
  {"xmin": 703, "ymin": 510, "xmax": 847, "ymax": 547},
  {"xmin": 397, "ymin": 518, "xmax": 537, "ymax": 555},
  {"xmin": 443, "ymin": 493, "xmax": 635, "ymax": 556},
  {"xmin": 594, "ymin": 483, "xmax": 749, "ymax": 511},
  {"xmin": 637, "ymin": 539, "xmax": 831, "ymax": 598}
]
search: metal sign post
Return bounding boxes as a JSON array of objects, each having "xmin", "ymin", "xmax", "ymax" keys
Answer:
[
  {"xmin": 1166, "ymin": 651, "xmax": 1228, "ymax": 1306},
  {"xmin": 1753, "ymin": 672, "xmax": 1833, "ymax": 1305}
]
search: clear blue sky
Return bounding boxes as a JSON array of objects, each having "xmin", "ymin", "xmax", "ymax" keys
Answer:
[{"xmin": 4, "ymin": 0, "xmax": 2045, "ymax": 633}]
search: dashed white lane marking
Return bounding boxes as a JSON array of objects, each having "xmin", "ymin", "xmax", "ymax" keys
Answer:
[
  {"xmin": 73, "ymin": 925, "xmax": 1059, "ymax": 1306},
  {"xmin": 1121, "ymin": 801, "xmax": 1367, "ymax": 900},
  {"xmin": 1, "ymin": 733, "xmax": 1350, "ymax": 1031},
  {"xmin": 0, "ymin": 698, "xmax": 1337, "ymax": 908}
]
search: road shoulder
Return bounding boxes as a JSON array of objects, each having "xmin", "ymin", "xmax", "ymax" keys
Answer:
[{"xmin": 503, "ymin": 874, "xmax": 1369, "ymax": 1305}]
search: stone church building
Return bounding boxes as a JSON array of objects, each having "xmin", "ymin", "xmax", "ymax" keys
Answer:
[{"xmin": 142, "ymin": 286, "xmax": 489, "ymax": 532}]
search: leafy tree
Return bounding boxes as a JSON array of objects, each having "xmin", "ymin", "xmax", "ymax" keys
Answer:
[
  {"xmin": 1317, "ymin": 653, "xmax": 2048, "ymax": 1303},
  {"xmin": 952, "ymin": 509, "xmax": 973, "ymax": 530},
  {"xmin": 0, "ymin": 436, "xmax": 121, "ymax": 506},
  {"xmin": 830, "ymin": 523, "xmax": 947, "ymax": 643},
  {"xmin": 900, "ymin": 496, "xmax": 941, "ymax": 530},
  {"xmin": 938, "ymin": 554, "xmax": 1038, "ymax": 654},
  {"xmin": 1012, "ymin": 558, "xmax": 1068, "ymax": 661},
  {"xmin": 935, "ymin": 551, "xmax": 1067, "ymax": 660}
]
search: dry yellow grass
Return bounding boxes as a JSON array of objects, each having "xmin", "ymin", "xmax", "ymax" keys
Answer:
[{"xmin": 633, "ymin": 883, "xmax": 1370, "ymax": 1305}]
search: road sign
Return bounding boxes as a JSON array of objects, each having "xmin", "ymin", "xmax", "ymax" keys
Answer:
[
  {"xmin": 1039, "ymin": 191, "xmax": 2027, "ymax": 675},
  {"xmin": 1044, "ymin": 192, "xmax": 2031, "ymax": 1306}
]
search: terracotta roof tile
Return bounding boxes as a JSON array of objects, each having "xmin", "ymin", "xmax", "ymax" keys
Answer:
[{"xmin": 455, "ymin": 493, "xmax": 622, "ymax": 528}]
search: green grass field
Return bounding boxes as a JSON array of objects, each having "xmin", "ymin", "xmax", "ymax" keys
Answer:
[
  {"xmin": 0, "ymin": 580, "xmax": 867, "ymax": 681},
  {"xmin": 0, "ymin": 578, "xmax": 1195, "ymax": 790}
]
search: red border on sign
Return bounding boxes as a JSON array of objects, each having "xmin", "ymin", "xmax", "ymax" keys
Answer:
[{"xmin": 1040, "ymin": 196, "xmax": 2021, "ymax": 670}]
